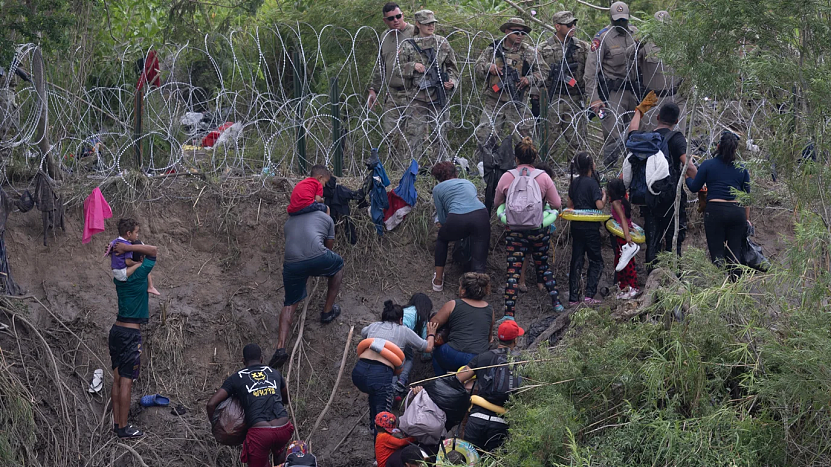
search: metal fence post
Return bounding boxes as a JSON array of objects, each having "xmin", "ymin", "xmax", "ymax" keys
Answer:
[
  {"xmin": 331, "ymin": 76, "xmax": 343, "ymax": 177},
  {"xmin": 539, "ymin": 91, "xmax": 549, "ymax": 160},
  {"xmin": 293, "ymin": 50, "xmax": 307, "ymax": 173}
]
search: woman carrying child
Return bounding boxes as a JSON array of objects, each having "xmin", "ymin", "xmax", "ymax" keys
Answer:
[
  {"xmin": 566, "ymin": 152, "xmax": 607, "ymax": 305},
  {"xmin": 606, "ymin": 178, "xmax": 640, "ymax": 299}
]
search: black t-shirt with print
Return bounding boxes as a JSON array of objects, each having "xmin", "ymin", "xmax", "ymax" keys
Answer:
[{"xmin": 221, "ymin": 364, "xmax": 288, "ymax": 427}]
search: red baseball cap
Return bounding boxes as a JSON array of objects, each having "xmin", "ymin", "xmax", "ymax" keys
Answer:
[{"xmin": 498, "ymin": 320, "xmax": 525, "ymax": 341}]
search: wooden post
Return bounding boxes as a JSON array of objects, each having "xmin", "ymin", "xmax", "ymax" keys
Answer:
[
  {"xmin": 331, "ymin": 76, "xmax": 343, "ymax": 176},
  {"xmin": 134, "ymin": 87, "xmax": 144, "ymax": 168}
]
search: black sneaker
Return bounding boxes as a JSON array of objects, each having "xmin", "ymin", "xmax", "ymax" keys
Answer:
[
  {"xmin": 320, "ymin": 304, "xmax": 341, "ymax": 324},
  {"xmin": 268, "ymin": 348, "xmax": 289, "ymax": 368},
  {"xmin": 117, "ymin": 424, "xmax": 144, "ymax": 439}
]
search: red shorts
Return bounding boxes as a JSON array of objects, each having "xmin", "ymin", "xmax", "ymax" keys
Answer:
[{"xmin": 240, "ymin": 423, "xmax": 294, "ymax": 467}]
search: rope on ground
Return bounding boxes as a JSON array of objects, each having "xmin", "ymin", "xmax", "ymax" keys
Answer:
[
  {"xmin": 285, "ymin": 278, "xmax": 319, "ymax": 441},
  {"xmin": 308, "ymin": 325, "xmax": 354, "ymax": 452}
]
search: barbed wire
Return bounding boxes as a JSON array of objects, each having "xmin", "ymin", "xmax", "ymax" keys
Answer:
[{"xmin": 0, "ymin": 24, "xmax": 776, "ymax": 191}]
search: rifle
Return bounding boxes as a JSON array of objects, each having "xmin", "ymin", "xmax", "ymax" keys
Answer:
[
  {"xmin": 408, "ymin": 40, "xmax": 449, "ymax": 108},
  {"xmin": 492, "ymin": 43, "xmax": 527, "ymax": 102},
  {"xmin": 545, "ymin": 40, "xmax": 582, "ymax": 100}
]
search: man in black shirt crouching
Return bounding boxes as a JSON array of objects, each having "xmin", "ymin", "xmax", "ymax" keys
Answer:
[{"xmin": 207, "ymin": 344, "xmax": 293, "ymax": 467}]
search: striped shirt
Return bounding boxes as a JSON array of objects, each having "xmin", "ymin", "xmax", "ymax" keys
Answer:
[{"xmin": 361, "ymin": 321, "xmax": 429, "ymax": 352}]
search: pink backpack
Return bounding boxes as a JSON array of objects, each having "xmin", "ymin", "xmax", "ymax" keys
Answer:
[{"xmin": 505, "ymin": 168, "xmax": 544, "ymax": 230}]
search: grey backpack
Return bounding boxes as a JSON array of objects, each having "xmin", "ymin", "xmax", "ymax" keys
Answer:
[{"xmin": 505, "ymin": 168, "xmax": 544, "ymax": 230}]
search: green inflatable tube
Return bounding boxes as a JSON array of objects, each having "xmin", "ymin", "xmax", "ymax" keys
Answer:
[{"xmin": 496, "ymin": 204, "xmax": 558, "ymax": 228}]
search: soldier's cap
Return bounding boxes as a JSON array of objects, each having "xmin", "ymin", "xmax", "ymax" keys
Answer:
[
  {"xmin": 654, "ymin": 10, "xmax": 670, "ymax": 22},
  {"xmin": 610, "ymin": 1, "xmax": 630, "ymax": 20},
  {"xmin": 414, "ymin": 10, "xmax": 438, "ymax": 24},
  {"xmin": 551, "ymin": 11, "xmax": 576, "ymax": 25},
  {"xmin": 500, "ymin": 17, "xmax": 532, "ymax": 34}
]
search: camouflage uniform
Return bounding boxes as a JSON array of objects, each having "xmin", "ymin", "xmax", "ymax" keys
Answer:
[
  {"xmin": 584, "ymin": 2, "xmax": 640, "ymax": 167},
  {"xmin": 637, "ymin": 11, "xmax": 686, "ymax": 129},
  {"xmin": 370, "ymin": 23, "xmax": 416, "ymax": 163},
  {"xmin": 473, "ymin": 19, "xmax": 542, "ymax": 168},
  {"xmin": 397, "ymin": 12, "xmax": 460, "ymax": 163},
  {"xmin": 534, "ymin": 11, "xmax": 590, "ymax": 161}
]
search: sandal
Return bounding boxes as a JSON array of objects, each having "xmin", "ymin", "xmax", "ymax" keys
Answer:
[
  {"xmin": 140, "ymin": 394, "xmax": 170, "ymax": 407},
  {"xmin": 268, "ymin": 348, "xmax": 289, "ymax": 368},
  {"xmin": 432, "ymin": 272, "xmax": 444, "ymax": 292}
]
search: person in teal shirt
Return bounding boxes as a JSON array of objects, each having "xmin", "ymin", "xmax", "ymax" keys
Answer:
[{"xmin": 108, "ymin": 234, "xmax": 158, "ymax": 439}]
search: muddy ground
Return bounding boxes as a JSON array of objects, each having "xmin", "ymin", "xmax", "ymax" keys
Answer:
[{"xmin": 0, "ymin": 174, "xmax": 792, "ymax": 466}]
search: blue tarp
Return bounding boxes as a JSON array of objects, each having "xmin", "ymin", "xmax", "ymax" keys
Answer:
[{"xmin": 368, "ymin": 154, "xmax": 390, "ymax": 236}]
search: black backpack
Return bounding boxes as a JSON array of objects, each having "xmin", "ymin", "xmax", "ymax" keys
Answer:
[
  {"xmin": 476, "ymin": 349, "xmax": 521, "ymax": 407},
  {"xmin": 625, "ymin": 130, "xmax": 678, "ymax": 214},
  {"xmin": 285, "ymin": 452, "xmax": 317, "ymax": 467}
]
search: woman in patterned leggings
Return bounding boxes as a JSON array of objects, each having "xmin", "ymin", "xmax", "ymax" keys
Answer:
[{"xmin": 493, "ymin": 137, "xmax": 565, "ymax": 320}]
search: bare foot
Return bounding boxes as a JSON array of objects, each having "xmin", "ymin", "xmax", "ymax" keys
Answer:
[
  {"xmin": 148, "ymin": 287, "xmax": 161, "ymax": 296},
  {"xmin": 518, "ymin": 283, "xmax": 528, "ymax": 293}
]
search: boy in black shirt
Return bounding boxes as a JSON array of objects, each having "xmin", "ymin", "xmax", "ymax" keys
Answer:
[
  {"xmin": 207, "ymin": 344, "xmax": 293, "ymax": 467},
  {"xmin": 627, "ymin": 96, "xmax": 697, "ymax": 268}
]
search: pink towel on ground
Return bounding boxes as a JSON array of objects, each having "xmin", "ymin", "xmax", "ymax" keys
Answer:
[{"xmin": 83, "ymin": 187, "xmax": 112, "ymax": 244}]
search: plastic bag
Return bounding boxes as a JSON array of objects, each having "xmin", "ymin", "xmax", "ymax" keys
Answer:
[
  {"xmin": 400, "ymin": 389, "xmax": 447, "ymax": 445},
  {"xmin": 742, "ymin": 231, "xmax": 769, "ymax": 272},
  {"xmin": 211, "ymin": 396, "xmax": 247, "ymax": 446},
  {"xmin": 424, "ymin": 376, "xmax": 469, "ymax": 427}
]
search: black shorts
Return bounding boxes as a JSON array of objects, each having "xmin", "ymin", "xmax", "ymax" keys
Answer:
[{"xmin": 108, "ymin": 325, "xmax": 142, "ymax": 380}]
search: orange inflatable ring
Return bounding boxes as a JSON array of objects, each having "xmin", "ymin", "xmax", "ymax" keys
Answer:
[{"xmin": 357, "ymin": 338, "xmax": 405, "ymax": 368}]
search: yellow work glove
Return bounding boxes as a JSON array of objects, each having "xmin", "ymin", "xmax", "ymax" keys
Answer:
[{"xmin": 635, "ymin": 90, "xmax": 658, "ymax": 115}]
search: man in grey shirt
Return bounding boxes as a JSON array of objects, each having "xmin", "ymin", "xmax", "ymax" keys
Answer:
[{"xmin": 270, "ymin": 211, "xmax": 344, "ymax": 368}]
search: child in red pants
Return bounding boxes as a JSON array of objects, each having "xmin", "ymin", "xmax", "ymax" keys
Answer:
[{"xmin": 607, "ymin": 179, "xmax": 640, "ymax": 299}]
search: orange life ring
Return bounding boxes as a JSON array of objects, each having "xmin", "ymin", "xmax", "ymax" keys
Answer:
[{"xmin": 357, "ymin": 338, "xmax": 405, "ymax": 368}]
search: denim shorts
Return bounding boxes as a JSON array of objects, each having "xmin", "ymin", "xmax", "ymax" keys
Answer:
[{"xmin": 282, "ymin": 250, "xmax": 343, "ymax": 306}]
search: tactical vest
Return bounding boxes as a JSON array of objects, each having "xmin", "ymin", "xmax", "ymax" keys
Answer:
[
  {"xmin": 547, "ymin": 39, "xmax": 582, "ymax": 97},
  {"xmin": 486, "ymin": 43, "xmax": 528, "ymax": 89}
]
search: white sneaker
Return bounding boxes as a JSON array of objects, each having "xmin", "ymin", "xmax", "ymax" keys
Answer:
[
  {"xmin": 616, "ymin": 243, "xmax": 640, "ymax": 272},
  {"xmin": 432, "ymin": 272, "xmax": 444, "ymax": 292},
  {"xmin": 627, "ymin": 287, "xmax": 641, "ymax": 299},
  {"xmin": 615, "ymin": 287, "xmax": 631, "ymax": 300}
]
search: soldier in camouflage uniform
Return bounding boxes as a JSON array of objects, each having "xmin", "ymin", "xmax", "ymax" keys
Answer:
[
  {"xmin": 366, "ymin": 2, "xmax": 416, "ymax": 164},
  {"xmin": 584, "ymin": 1, "xmax": 640, "ymax": 167},
  {"xmin": 534, "ymin": 11, "xmax": 590, "ymax": 162},
  {"xmin": 637, "ymin": 11, "xmax": 686, "ymax": 129},
  {"xmin": 474, "ymin": 18, "xmax": 542, "ymax": 212},
  {"xmin": 396, "ymin": 10, "xmax": 459, "ymax": 163}
]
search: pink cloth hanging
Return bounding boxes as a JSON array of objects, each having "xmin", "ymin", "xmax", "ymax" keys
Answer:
[{"xmin": 82, "ymin": 187, "xmax": 112, "ymax": 244}]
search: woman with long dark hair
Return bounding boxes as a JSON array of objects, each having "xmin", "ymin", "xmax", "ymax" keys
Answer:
[{"xmin": 686, "ymin": 131, "xmax": 751, "ymax": 267}]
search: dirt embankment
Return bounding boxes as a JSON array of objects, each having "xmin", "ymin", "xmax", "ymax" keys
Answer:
[{"xmin": 0, "ymin": 175, "xmax": 793, "ymax": 466}]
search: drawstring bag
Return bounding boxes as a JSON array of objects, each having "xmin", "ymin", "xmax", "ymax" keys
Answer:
[{"xmin": 400, "ymin": 389, "xmax": 447, "ymax": 445}]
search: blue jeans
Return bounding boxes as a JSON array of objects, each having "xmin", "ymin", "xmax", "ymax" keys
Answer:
[
  {"xmin": 351, "ymin": 359, "xmax": 393, "ymax": 434},
  {"xmin": 432, "ymin": 343, "xmax": 477, "ymax": 376}
]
